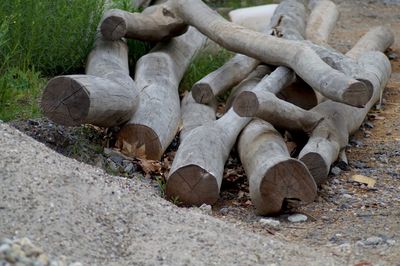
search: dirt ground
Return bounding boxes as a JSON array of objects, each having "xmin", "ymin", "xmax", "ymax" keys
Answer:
[{"xmin": 2, "ymin": 0, "xmax": 400, "ymax": 265}]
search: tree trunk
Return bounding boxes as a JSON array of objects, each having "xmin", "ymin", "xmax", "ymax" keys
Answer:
[
  {"xmin": 168, "ymin": 0, "xmax": 370, "ymax": 107},
  {"xmin": 100, "ymin": 7, "xmax": 188, "ymax": 41},
  {"xmin": 191, "ymin": 0, "xmax": 305, "ymax": 104},
  {"xmin": 166, "ymin": 68, "xmax": 269, "ymax": 206},
  {"xmin": 233, "ymin": 66, "xmax": 323, "ymax": 132},
  {"xmin": 41, "ymin": 33, "xmax": 139, "ymax": 127},
  {"xmin": 299, "ymin": 51, "xmax": 391, "ymax": 184},
  {"xmin": 306, "ymin": 0, "xmax": 338, "ymax": 45},
  {"xmin": 238, "ymin": 119, "xmax": 317, "ymax": 215},
  {"xmin": 116, "ymin": 27, "xmax": 207, "ymax": 160}
]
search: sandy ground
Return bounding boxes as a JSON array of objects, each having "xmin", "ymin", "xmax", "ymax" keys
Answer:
[{"xmin": 1, "ymin": 0, "xmax": 400, "ymax": 265}]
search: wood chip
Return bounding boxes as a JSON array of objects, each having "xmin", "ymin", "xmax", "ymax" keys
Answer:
[{"xmin": 351, "ymin": 174, "xmax": 376, "ymax": 188}]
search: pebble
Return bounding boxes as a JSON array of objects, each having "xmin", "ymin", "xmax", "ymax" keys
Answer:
[
  {"xmin": 199, "ymin": 204, "xmax": 212, "ymax": 215},
  {"xmin": 288, "ymin": 214, "xmax": 308, "ymax": 223},
  {"xmin": 259, "ymin": 218, "xmax": 280, "ymax": 228},
  {"xmin": 387, "ymin": 51, "xmax": 398, "ymax": 60},
  {"xmin": 363, "ymin": 236, "xmax": 383, "ymax": 246},
  {"xmin": 331, "ymin": 167, "xmax": 342, "ymax": 176},
  {"xmin": 364, "ymin": 122, "xmax": 374, "ymax": 129},
  {"xmin": 124, "ymin": 163, "xmax": 135, "ymax": 173},
  {"xmin": 343, "ymin": 194, "xmax": 353, "ymax": 199},
  {"xmin": 386, "ymin": 239, "xmax": 396, "ymax": 246}
]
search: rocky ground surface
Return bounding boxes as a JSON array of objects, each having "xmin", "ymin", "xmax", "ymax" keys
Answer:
[{"xmin": 2, "ymin": 0, "xmax": 400, "ymax": 265}]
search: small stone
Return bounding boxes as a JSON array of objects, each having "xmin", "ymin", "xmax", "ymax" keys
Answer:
[
  {"xmin": 331, "ymin": 167, "xmax": 342, "ymax": 176},
  {"xmin": 364, "ymin": 236, "xmax": 383, "ymax": 246},
  {"xmin": 0, "ymin": 243, "xmax": 11, "ymax": 253},
  {"xmin": 350, "ymin": 139, "xmax": 363, "ymax": 147},
  {"xmin": 386, "ymin": 239, "xmax": 396, "ymax": 246},
  {"xmin": 124, "ymin": 163, "xmax": 134, "ymax": 173},
  {"xmin": 288, "ymin": 213, "xmax": 308, "ymax": 223},
  {"xmin": 343, "ymin": 194, "xmax": 353, "ymax": 199},
  {"xmin": 219, "ymin": 207, "xmax": 233, "ymax": 215},
  {"xmin": 364, "ymin": 122, "xmax": 374, "ymax": 129},
  {"xmin": 103, "ymin": 148, "xmax": 113, "ymax": 156},
  {"xmin": 387, "ymin": 51, "xmax": 398, "ymax": 60},
  {"xmin": 259, "ymin": 218, "xmax": 280, "ymax": 228},
  {"xmin": 199, "ymin": 204, "xmax": 212, "ymax": 215},
  {"xmin": 109, "ymin": 154, "xmax": 124, "ymax": 165}
]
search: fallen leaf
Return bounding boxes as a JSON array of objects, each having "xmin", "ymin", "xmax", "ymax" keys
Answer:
[
  {"xmin": 138, "ymin": 159, "xmax": 162, "ymax": 175},
  {"xmin": 351, "ymin": 174, "xmax": 376, "ymax": 188}
]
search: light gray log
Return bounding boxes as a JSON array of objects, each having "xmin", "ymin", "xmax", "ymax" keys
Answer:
[
  {"xmin": 233, "ymin": 66, "xmax": 323, "ymax": 132},
  {"xmin": 167, "ymin": 0, "xmax": 369, "ymax": 107},
  {"xmin": 299, "ymin": 51, "xmax": 391, "ymax": 184},
  {"xmin": 41, "ymin": 33, "xmax": 139, "ymax": 127},
  {"xmin": 238, "ymin": 119, "xmax": 317, "ymax": 215},
  {"xmin": 191, "ymin": 0, "xmax": 306, "ymax": 104},
  {"xmin": 100, "ymin": 7, "xmax": 188, "ymax": 41},
  {"xmin": 116, "ymin": 27, "xmax": 207, "ymax": 160},
  {"xmin": 166, "ymin": 68, "xmax": 269, "ymax": 206},
  {"xmin": 306, "ymin": 0, "xmax": 339, "ymax": 45}
]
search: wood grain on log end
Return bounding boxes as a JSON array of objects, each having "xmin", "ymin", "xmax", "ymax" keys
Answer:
[
  {"xmin": 101, "ymin": 14, "xmax": 127, "ymax": 41},
  {"xmin": 166, "ymin": 165, "xmax": 219, "ymax": 206},
  {"xmin": 191, "ymin": 83, "xmax": 214, "ymax": 104},
  {"xmin": 116, "ymin": 124, "xmax": 163, "ymax": 160},
  {"xmin": 41, "ymin": 76, "xmax": 89, "ymax": 126},
  {"xmin": 254, "ymin": 158, "xmax": 317, "ymax": 215},
  {"xmin": 232, "ymin": 91, "xmax": 259, "ymax": 117},
  {"xmin": 342, "ymin": 80, "xmax": 373, "ymax": 108},
  {"xmin": 299, "ymin": 152, "xmax": 329, "ymax": 185}
]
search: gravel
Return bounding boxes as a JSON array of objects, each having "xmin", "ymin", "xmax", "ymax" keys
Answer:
[{"xmin": 288, "ymin": 214, "xmax": 308, "ymax": 223}]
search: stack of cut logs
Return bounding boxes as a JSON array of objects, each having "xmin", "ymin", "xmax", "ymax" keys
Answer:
[{"xmin": 41, "ymin": 0, "xmax": 394, "ymax": 215}]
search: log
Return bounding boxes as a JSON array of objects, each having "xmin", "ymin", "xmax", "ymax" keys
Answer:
[
  {"xmin": 100, "ymin": 7, "xmax": 188, "ymax": 41},
  {"xmin": 41, "ymin": 33, "xmax": 139, "ymax": 127},
  {"xmin": 168, "ymin": 0, "xmax": 370, "ymax": 107},
  {"xmin": 165, "ymin": 68, "xmax": 269, "ymax": 206},
  {"xmin": 238, "ymin": 119, "xmax": 317, "ymax": 215},
  {"xmin": 228, "ymin": 4, "xmax": 278, "ymax": 31},
  {"xmin": 191, "ymin": 0, "xmax": 305, "ymax": 104},
  {"xmin": 116, "ymin": 27, "xmax": 207, "ymax": 160},
  {"xmin": 180, "ymin": 92, "xmax": 216, "ymax": 142},
  {"xmin": 299, "ymin": 51, "xmax": 391, "ymax": 184},
  {"xmin": 306, "ymin": 0, "xmax": 339, "ymax": 45},
  {"xmin": 346, "ymin": 26, "xmax": 395, "ymax": 60},
  {"xmin": 233, "ymin": 66, "xmax": 323, "ymax": 132}
]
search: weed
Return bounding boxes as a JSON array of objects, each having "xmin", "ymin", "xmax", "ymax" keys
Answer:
[
  {"xmin": 170, "ymin": 196, "xmax": 182, "ymax": 206},
  {"xmin": 155, "ymin": 176, "xmax": 167, "ymax": 197}
]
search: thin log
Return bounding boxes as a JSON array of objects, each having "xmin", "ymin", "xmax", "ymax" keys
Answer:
[
  {"xmin": 168, "ymin": 0, "xmax": 370, "ymax": 107},
  {"xmin": 346, "ymin": 26, "xmax": 395, "ymax": 60},
  {"xmin": 299, "ymin": 51, "xmax": 391, "ymax": 184},
  {"xmin": 41, "ymin": 33, "xmax": 139, "ymax": 127},
  {"xmin": 165, "ymin": 68, "xmax": 269, "ymax": 206},
  {"xmin": 233, "ymin": 66, "xmax": 323, "ymax": 132},
  {"xmin": 180, "ymin": 92, "xmax": 216, "ymax": 142},
  {"xmin": 100, "ymin": 7, "xmax": 188, "ymax": 41},
  {"xmin": 191, "ymin": 0, "xmax": 305, "ymax": 104},
  {"xmin": 306, "ymin": 0, "xmax": 339, "ymax": 45},
  {"xmin": 116, "ymin": 27, "xmax": 206, "ymax": 160},
  {"xmin": 238, "ymin": 119, "xmax": 317, "ymax": 215}
]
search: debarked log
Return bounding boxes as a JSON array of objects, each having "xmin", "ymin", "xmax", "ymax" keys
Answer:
[
  {"xmin": 306, "ymin": 0, "xmax": 338, "ymax": 45},
  {"xmin": 41, "ymin": 33, "xmax": 139, "ymax": 127},
  {"xmin": 238, "ymin": 119, "xmax": 317, "ymax": 215},
  {"xmin": 116, "ymin": 27, "xmax": 207, "ymax": 160}
]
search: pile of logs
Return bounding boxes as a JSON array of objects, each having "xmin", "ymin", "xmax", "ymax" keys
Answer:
[{"xmin": 41, "ymin": 0, "xmax": 394, "ymax": 215}]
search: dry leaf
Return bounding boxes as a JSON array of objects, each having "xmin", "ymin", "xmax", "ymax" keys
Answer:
[
  {"xmin": 351, "ymin": 174, "xmax": 376, "ymax": 188},
  {"xmin": 138, "ymin": 159, "xmax": 162, "ymax": 175}
]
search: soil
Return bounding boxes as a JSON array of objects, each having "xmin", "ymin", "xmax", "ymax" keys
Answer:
[{"xmin": 2, "ymin": 0, "xmax": 400, "ymax": 265}]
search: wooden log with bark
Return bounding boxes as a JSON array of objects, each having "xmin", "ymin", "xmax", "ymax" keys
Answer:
[
  {"xmin": 41, "ymin": 33, "xmax": 140, "ymax": 127},
  {"xmin": 299, "ymin": 51, "xmax": 392, "ymax": 184},
  {"xmin": 115, "ymin": 27, "xmax": 207, "ymax": 160},
  {"xmin": 166, "ymin": 67, "xmax": 269, "ymax": 206},
  {"xmin": 102, "ymin": 0, "xmax": 372, "ymax": 107},
  {"xmin": 238, "ymin": 119, "xmax": 317, "ymax": 215}
]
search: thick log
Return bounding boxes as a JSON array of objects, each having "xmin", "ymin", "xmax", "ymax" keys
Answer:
[
  {"xmin": 228, "ymin": 4, "xmax": 278, "ymax": 31},
  {"xmin": 168, "ymin": 0, "xmax": 370, "ymax": 107},
  {"xmin": 100, "ymin": 7, "xmax": 188, "ymax": 41},
  {"xmin": 306, "ymin": 0, "xmax": 339, "ymax": 45},
  {"xmin": 233, "ymin": 66, "xmax": 323, "ymax": 132},
  {"xmin": 238, "ymin": 119, "xmax": 317, "ymax": 215},
  {"xmin": 180, "ymin": 92, "xmax": 216, "ymax": 142},
  {"xmin": 165, "ymin": 68, "xmax": 269, "ymax": 206},
  {"xmin": 299, "ymin": 51, "xmax": 391, "ymax": 184},
  {"xmin": 191, "ymin": 0, "xmax": 305, "ymax": 104},
  {"xmin": 41, "ymin": 33, "xmax": 139, "ymax": 127},
  {"xmin": 116, "ymin": 27, "xmax": 206, "ymax": 160},
  {"xmin": 346, "ymin": 26, "xmax": 395, "ymax": 60}
]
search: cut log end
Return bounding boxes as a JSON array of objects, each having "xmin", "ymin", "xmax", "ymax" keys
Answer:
[
  {"xmin": 166, "ymin": 165, "xmax": 219, "ymax": 206},
  {"xmin": 41, "ymin": 76, "xmax": 90, "ymax": 126},
  {"xmin": 191, "ymin": 83, "xmax": 214, "ymax": 104},
  {"xmin": 299, "ymin": 152, "xmax": 329, "ymax": 185},
  {"xmin": 342, "ymin": 80, "xmax": 373, "ymax": 107},
  {"xmin": 232, "ymin": 91, "xmax": 259, "ymax": 117},
  {"xmin": 116, "ymin": 124, "xmax": 163, "ymax": 160},
  {"xmin": 100, "ymin": 15, "xmax": 127, "ymax": 41},
  {"xmin": 255, "ymin": 158, "xmax": 317, "ymax": 215}
]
